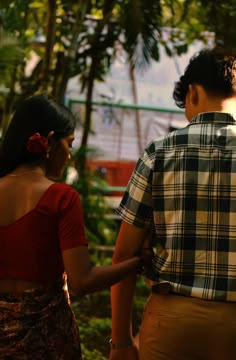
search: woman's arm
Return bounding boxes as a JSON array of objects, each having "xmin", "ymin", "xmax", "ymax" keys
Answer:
[{"xmin": 62, "ymin": 245, "xmax": 141, "ymax": 297}]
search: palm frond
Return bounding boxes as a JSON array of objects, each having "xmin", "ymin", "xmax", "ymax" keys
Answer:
[{"xmin": 120, "ymin": 0, "xmax": 162, "ymax": 70}]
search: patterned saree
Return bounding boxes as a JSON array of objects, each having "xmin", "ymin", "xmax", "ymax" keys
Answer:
[{"xmin": 0, "ymin": 275, "xmax": 82, "ymax": 359}]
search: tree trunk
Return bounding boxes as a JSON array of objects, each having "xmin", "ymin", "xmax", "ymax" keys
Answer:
[
  {"xmin": 77, "ymin": 55, "xmax": 97, "ymax": 177},
  {"xmin": 52, "ymin": 7, "xmax": 84, "ymax": 103},
  {"xmin": 129, "ymin": 63, "xmax": 142, "ymax": 154},
  {"xmin": 41, "ymin": 0, "xmax": 57, "ymax": 92}
]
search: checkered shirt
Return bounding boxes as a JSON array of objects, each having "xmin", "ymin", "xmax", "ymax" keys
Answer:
[{"xmin": 117, "ymin": 112, "xmax": 236, "ymax": 301}]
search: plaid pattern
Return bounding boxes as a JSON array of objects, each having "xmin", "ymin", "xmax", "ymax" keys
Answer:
[{"xmin": 117, "ymin": 112, "xmax": 236, "ymax": 301}]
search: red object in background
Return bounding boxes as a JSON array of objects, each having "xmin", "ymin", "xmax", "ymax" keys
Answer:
[{"xmin": 87, "ymin": 160, "xmax": 136, "ymax": 195}]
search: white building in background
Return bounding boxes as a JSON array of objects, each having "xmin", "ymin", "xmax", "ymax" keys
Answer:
[{"xmin": 66, "ymin": 39, "xmax": 213, "ymax": 161}]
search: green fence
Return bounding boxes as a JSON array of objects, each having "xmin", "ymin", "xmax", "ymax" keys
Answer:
[
  {"xmin": 67, "ymin": 98, "xmax": 185, "ymax": 114},
  {"xmin": 67, "ymin": 98, "xmax": 186, "ymax": 161}
]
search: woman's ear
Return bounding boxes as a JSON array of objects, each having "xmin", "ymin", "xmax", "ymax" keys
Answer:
[
  {"xmin": 47, "ymin": 131, "xmax": 54, "ymax": 142},
  {"xmin": 46, "ymin": 131, "xmax": 55, "ymax": 146},
  {"xmin": 46, "ymin": 131, "xmax": 54, "ymax": 158}
]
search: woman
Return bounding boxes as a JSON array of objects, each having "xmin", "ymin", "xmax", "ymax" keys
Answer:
[{"xmin": 0, "ymin": 94, "xmax": 146, "ymax": 359}]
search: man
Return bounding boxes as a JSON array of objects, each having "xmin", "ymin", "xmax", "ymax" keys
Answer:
[{"xmin": 110, "ymin": 48, "xmax": 236, "ymax": 360}]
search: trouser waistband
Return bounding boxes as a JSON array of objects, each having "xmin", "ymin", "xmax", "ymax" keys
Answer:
[{"xmin": 151, "ymin": 282, "xmax": 172, "ymax": 295}]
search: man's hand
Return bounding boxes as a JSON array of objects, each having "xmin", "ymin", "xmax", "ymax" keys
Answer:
[
  {"xmin": 109, "ymin": 344, "xmax": 139, "ymax": 360},
  {"xmin": 137, "ymin": 246, "xmax": 154, "ymax": 275}
]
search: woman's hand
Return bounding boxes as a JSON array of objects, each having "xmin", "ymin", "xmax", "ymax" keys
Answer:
[
  {"xmin": 141, "ymin": 247, "xmax": 154, "ymax": 265},
  {"xmin": 109, "ymin": 344, "xmax": 139, "ymax": 360},
  {"xmin": 136, "ymin": 247, "xmax": 154, "ymax": 275}
]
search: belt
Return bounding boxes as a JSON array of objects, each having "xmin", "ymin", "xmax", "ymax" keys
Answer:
[{"xmin": 151, "ymin": 283, "xmax": 187, "ymax": 298}]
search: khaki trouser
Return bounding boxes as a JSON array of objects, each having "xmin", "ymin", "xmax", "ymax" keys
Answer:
[{"xmin": 139, "ymin": 290, "xmax": 236, "ymax": 360}]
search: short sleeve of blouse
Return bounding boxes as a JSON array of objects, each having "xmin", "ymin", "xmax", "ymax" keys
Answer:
[{"xmin": 58, "ymin": 186, "xmax": 88, "ymax": 251}]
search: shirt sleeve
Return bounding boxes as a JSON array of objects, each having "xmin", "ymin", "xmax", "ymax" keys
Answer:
[
  {"xmin": 58, "ymin": 187, "xmax": 88, "ymax": 251},
  {"xmin": 116, "ymin": 145, "xmax": 154, "ymax": 228}
]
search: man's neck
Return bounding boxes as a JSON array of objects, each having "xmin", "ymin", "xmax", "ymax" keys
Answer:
[{"xmin": 196, "ymin": 96, "xmax": 236, "ymax": 116}]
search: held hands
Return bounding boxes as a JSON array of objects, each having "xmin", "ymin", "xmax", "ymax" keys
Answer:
[{"xmin": 136, "ymin": 247, "xmax": 154, "ymax": 275}]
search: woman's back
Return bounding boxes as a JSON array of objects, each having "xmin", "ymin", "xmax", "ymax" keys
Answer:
[
  {"xmin": 0, "ymin": 174, "xmax": 87, "ymax": 292},
  {"xmin": 0, "ymin": 173, "xmax": 53, "ymax": 226},
  {"xmin": 0, "ymin": 173, "xmax": 60, "ymax": 292}
]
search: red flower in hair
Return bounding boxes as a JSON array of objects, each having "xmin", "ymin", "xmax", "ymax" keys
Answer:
[{"xmin": 26, "ymin": 133, "xmax": 48, "ymax": 154}]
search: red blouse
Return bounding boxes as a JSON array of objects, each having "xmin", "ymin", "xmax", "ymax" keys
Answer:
[{"xmin": 0, "ymin": 182, "xmax": 88, "ymax": 286}]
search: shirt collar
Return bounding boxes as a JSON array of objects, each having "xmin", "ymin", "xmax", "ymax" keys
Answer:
[{"xmin": 190, "ymin": 112, "xmax": 236, "ymax": 125}]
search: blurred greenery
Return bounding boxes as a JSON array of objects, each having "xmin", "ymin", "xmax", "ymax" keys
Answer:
[
  {"xmin": 71, "ymin": 276, "xmax": 150, "ymax": 359},
  {"xmin": 60, "ymin": 146, "xmax": 119, "ymax": 251}
]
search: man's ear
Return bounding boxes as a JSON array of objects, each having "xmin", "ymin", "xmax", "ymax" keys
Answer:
[{"xmin": 188, "ymin": 84, "xmax": 199, "ymax": 105}]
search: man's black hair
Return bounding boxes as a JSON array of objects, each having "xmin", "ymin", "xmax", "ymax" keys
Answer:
[{"xmin": 173, "ymin": 48, "xmax": 236, "ymax": 108}]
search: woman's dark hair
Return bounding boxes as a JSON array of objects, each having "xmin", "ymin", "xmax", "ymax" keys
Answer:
[
  {"xmin": 0, "ymin": 94, "xmax": 76, "ymax": 176},
  {"xmin": 173, "ymin": 47, "xmax": 236, "ymax": 108}
]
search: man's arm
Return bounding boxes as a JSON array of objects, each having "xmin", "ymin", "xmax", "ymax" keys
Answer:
[{"xmin": 110, "ymin": 221, "xmax": 149, "ymax": 359}]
